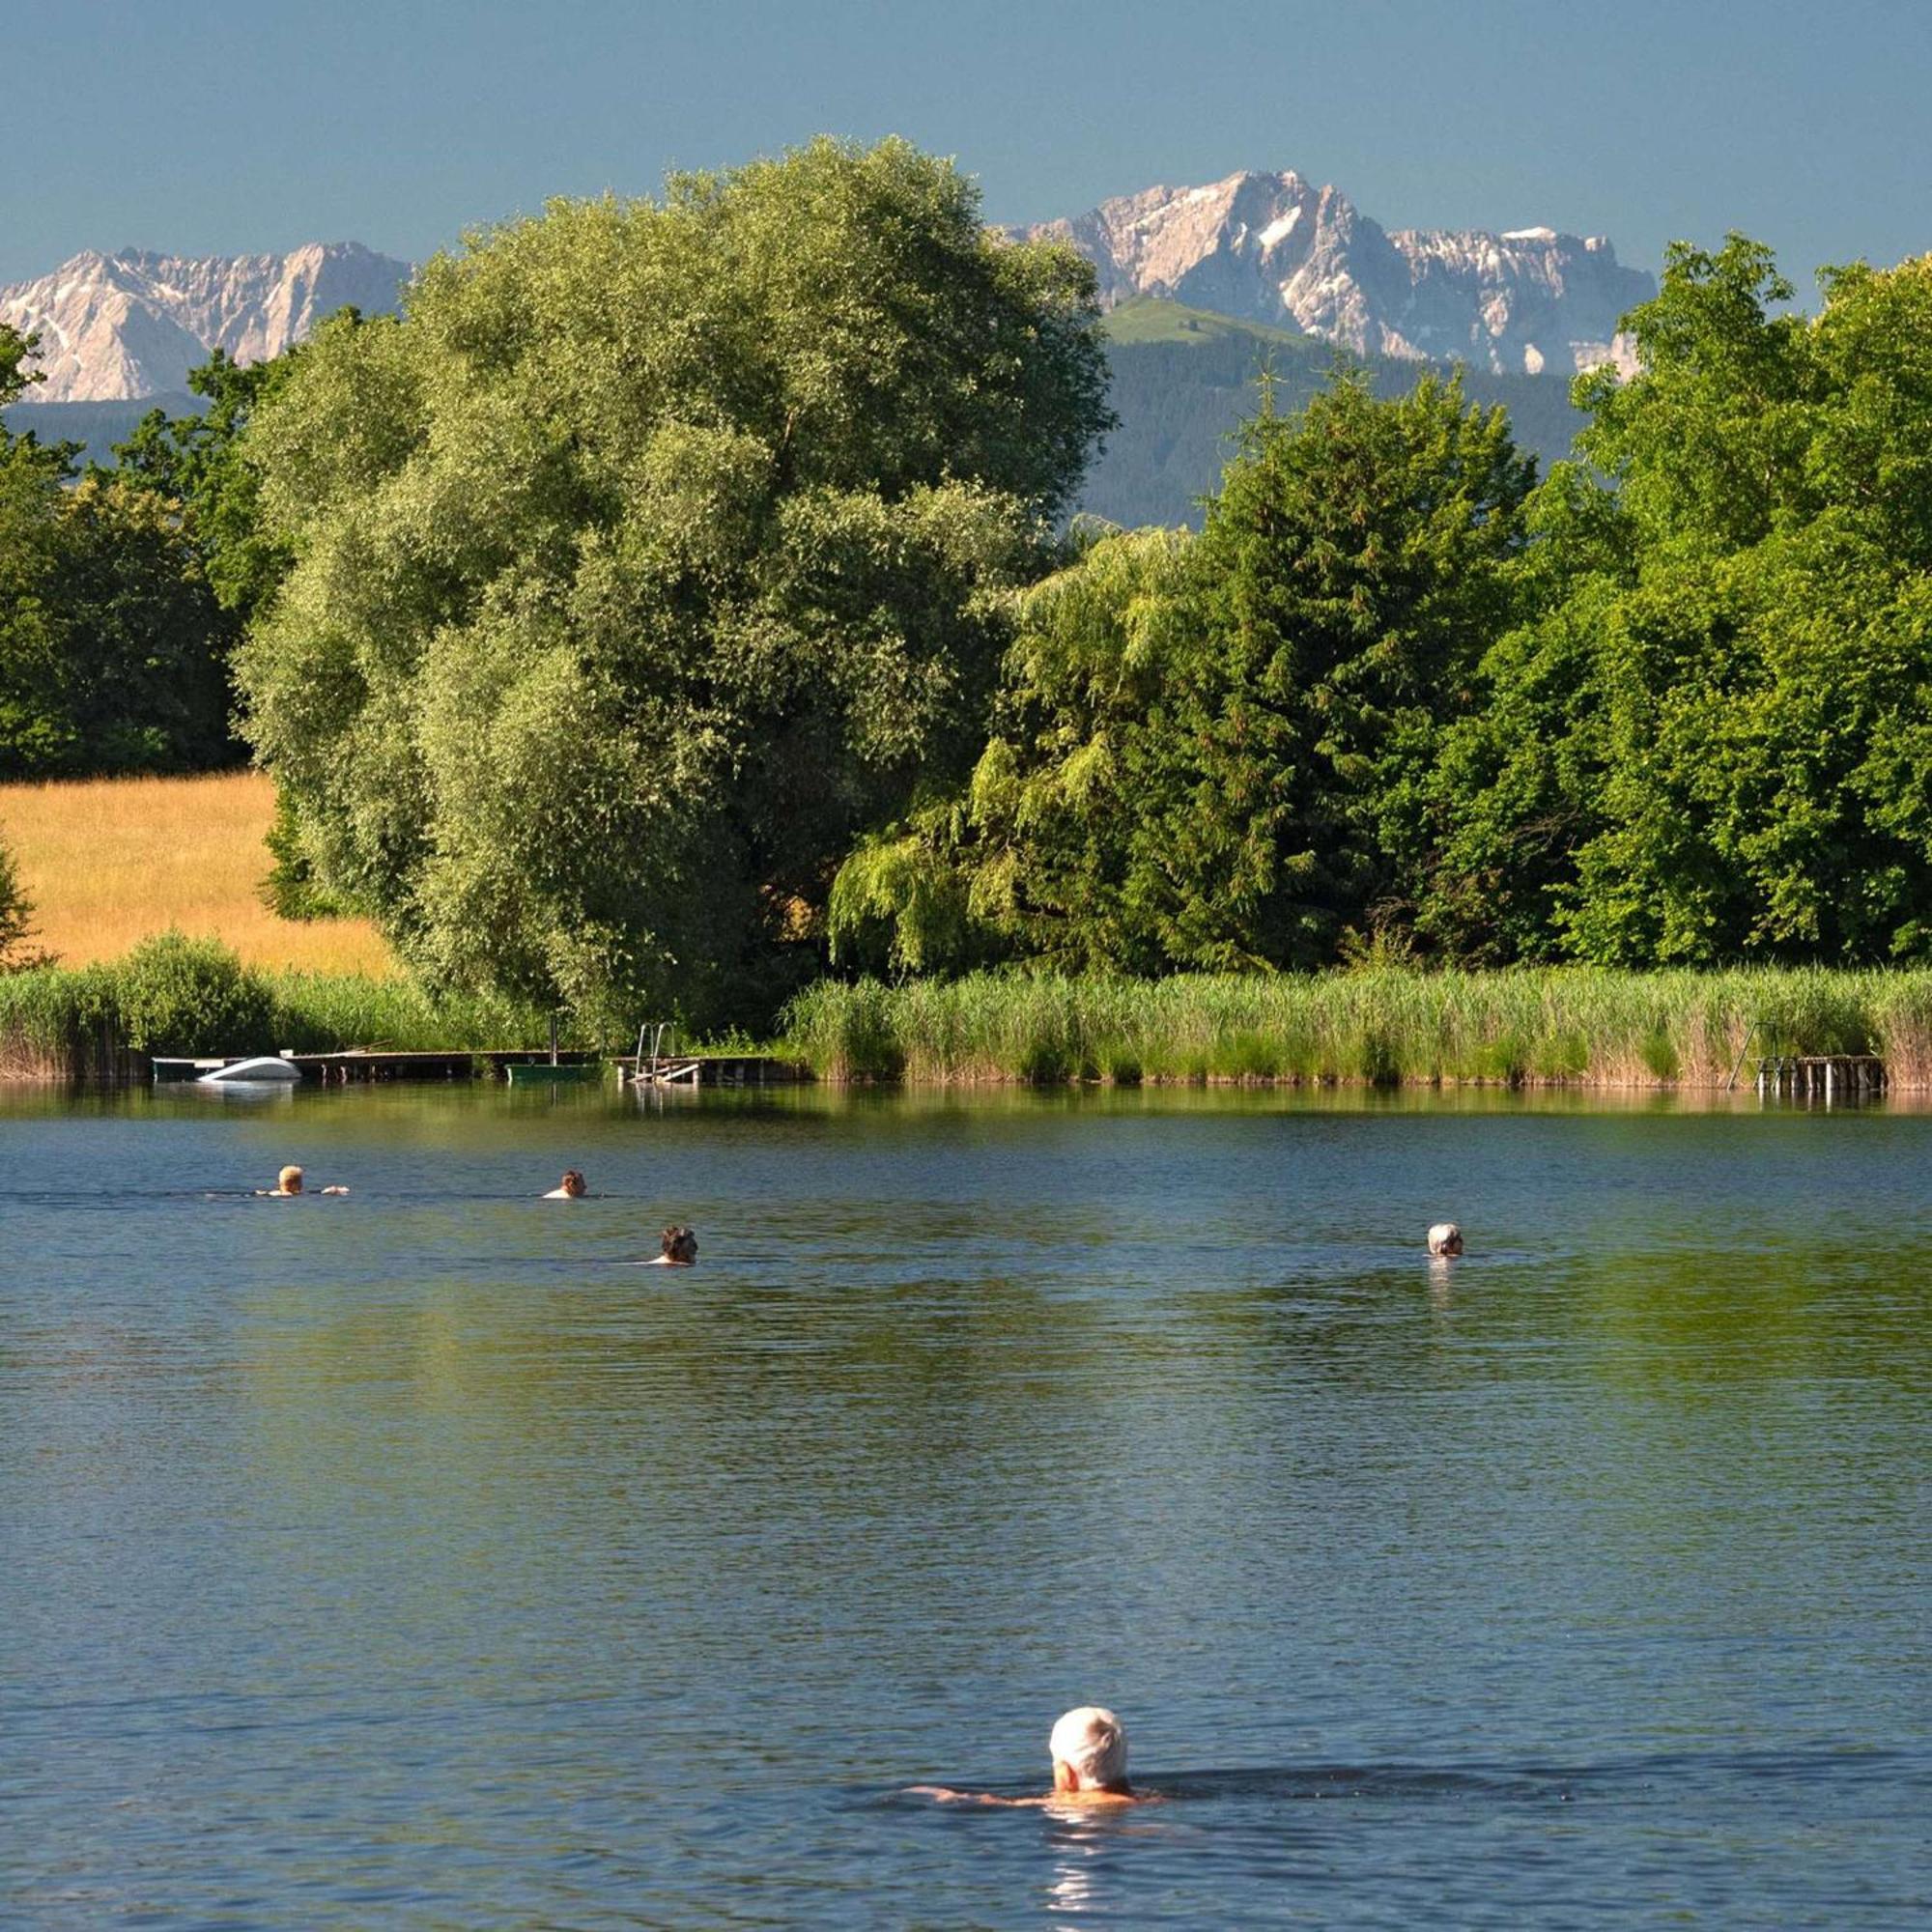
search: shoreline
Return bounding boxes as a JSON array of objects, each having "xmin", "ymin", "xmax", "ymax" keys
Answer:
[{"xmin": 10, "ymin": 957, "xmax": 1932, "ymax": 1090}]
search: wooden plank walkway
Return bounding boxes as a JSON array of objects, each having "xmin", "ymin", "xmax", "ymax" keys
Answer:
[
  {"xmin": 291, "ymin": 1049, "xmax": 607, "ymax": 1083},
  {"xmin": 156, "ymin": 1049, "xmax": 809, "ymax": 1086}
]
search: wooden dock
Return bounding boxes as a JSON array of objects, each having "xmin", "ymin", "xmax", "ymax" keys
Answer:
[
  {"xmin": 154, "ymin": 1048, "xmax": 809, "ymax": 1086},
  {"xmin": 1752, "ymin": 1054, "xmax": 1886, "ymax": 1101},
  {"xmin": 155, "ymin": 1049, "xmax": 604, "ymax": 1085}
]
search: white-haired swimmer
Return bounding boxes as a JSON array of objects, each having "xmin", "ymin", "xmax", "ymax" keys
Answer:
[
  {"xmin": 1048, "ymin": 1706, "xmax": 1134, "ymax": 1797},
  {"xmin": 911, "ymin": 1705, "xmax": 1147, "ymax": 1805},
  {"xmin": 1427, "ymin": 1221, "xmax": 1463, "ymax": 1258}
]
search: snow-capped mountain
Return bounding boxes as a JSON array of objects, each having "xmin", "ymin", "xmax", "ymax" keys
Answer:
[
  {"xmin": 1014, "ymin": 171, "xmax": 1654, "ymax": 377},
  {"xmin": 0, "ymin": 243, "xmax": 411, "ymax": 402}
]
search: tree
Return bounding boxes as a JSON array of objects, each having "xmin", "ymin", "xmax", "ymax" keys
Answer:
[
  {"xmin": 0, "ymin": 324, "xmax": 236, "ymax": 778},
  {"xmin": 832, "ymin": 369, "xmax": 1535, "ymax": 977},
  {"xmin": 0, "ymin": 833, "xmax": 36, "ymax": 968},
  {"xmin": 112, "ymin": 345, "xmax": 298, "ymax": 621},
  {"xmin": 0, "ymin": 474, "xmax": 237, "ymax": 777},
  {"xmin": 236, "ymin": 138, "xmax": 1113, "ymax": 1026},
  {"xmin": 1156, "ymin": 368, "xmax": 1534, "ymax": 965}
]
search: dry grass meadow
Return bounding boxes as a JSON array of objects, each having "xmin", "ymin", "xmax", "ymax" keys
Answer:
[{"xmin": 0, "ymin": 771, "xmax": 397, "ymax": 976}]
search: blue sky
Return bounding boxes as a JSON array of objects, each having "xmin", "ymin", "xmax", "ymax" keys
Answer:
[{"xmin": 10, "ymin": 0, "xmax": 1928, "ymax": 289}]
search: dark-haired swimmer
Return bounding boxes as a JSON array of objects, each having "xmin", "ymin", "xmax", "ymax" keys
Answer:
[
  {"xmin": 544, "ymin": 1170, "xmax": 588, "ymax": 1199},
  {"xmin": 648, "ymin": 1224, "xmax": 697, "ymax": 1265},
  {"xmin": 257, "ymin": 1164, "xmax": 348, "ymax": 1198},
  {"xmin": 912, "ymin": 1706, "xmax": 1150, "ymax": 1807}
]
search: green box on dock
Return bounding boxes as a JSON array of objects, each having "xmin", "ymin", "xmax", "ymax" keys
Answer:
[{"xmin": 504, "ymin": 1062, "xmax": 603, "ymax": 1086}]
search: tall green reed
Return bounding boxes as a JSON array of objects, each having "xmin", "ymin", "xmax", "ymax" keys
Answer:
[{"xmin": 781, "ymin": 967, "xmax": 1931, "ymax": 1086}]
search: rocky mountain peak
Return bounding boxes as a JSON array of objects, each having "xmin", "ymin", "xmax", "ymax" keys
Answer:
[
  {"xmin": 1014, "ymin": 169, "xmax": 1654, "ymax": 378},
  {"xmin": 0, "ymin": 242, "xmax": 412, "ymax": 402}
]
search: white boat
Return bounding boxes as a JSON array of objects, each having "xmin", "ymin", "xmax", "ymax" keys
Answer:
[{"xmin": 196, "ymin": 1056, "xmax": 304, "ymax": 1085}]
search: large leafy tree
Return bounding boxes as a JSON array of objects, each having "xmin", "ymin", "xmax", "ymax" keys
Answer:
[
  {"xmin": 1428, "ymin": 239, "xmax": 1932, "ymax": 964},
  {"xmin": 1158, "ymin": 369, "xmax": 1533, "ymax": 965},
  {"xmin": 237, "ymin": 138, "xmax": 1111, "ymax": 1025}
]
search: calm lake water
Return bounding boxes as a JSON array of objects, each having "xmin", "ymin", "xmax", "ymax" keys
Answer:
[{"xmin": 2, "ymin": 1084, "xmax": 1927, "ymax": 1926}]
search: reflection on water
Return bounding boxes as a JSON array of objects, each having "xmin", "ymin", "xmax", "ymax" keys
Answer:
[{"xmin": 1, "ymin": 1084, "xmax": 1927, "ymax": 1926}]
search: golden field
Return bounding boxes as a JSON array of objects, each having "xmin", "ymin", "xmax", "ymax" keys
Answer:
[{"xmin": 0, "ymin": 770, "xmax": 398, "ymax": 976}]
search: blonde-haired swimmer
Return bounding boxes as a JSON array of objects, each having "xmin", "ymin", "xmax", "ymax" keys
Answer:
[
  {"xmin": 911, "ymin": 1705, "xmax": 1147, "ymax": 1806},
  {"xmin": 259, "ymin": 1165, "xmax": 348, "ymax": 1198},
  {"xmin": 1427, "ymin": 1221, "xmax": 1463, "ymax": 1258},
  {"xmin": 544, "ymin": 1170, "xmax": 588, "ymax": 1200}
]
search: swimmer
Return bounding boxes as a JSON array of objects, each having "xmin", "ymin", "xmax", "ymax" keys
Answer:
[
  {"xmin": 912, "ymin": 1705, "xmax": 1146, "ymax": 1806},
  {"xmin": 648, "ymin": 1224, "xmax": 697, "ymax": 1265},
  {"xmin": 1427, "ymin": 1221, "xmax": 1463, "ymax": 1258},
  {"xmin": 258, "ymin": 1164, "xmax": 348, "ymax": 1198},
  {"xmin": 544, "ymin": 1169, "xmax": 588, "ymax": 1200}
]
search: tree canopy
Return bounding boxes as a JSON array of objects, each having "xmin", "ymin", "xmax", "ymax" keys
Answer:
[
  {"xmin": 0, "ymin": 324, "xmax": 235, "ymax": 779},
  {"xmin": 237, "ymin": 137, "xmax": 1113, "ymax": 1025},
  {"xmin": 1425, "ymin": 238, "xmax": 1932, "ymax": 965}
]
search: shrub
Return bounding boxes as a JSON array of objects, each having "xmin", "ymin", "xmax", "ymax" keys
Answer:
[
  {"xmin": 0, "ymin": 835, "xmax": 46, "ymax": 971},
  {"xmin": 111, "ymin": 931, "xmax": 275, "ymax": 1055}
]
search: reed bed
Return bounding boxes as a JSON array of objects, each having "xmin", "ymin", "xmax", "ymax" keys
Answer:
[
  {"xmin": 781, "ymin": 968, "xmax": 1932, "ymax": 1088},
  {"xmin": 0, "ymin": 771, "xmax": 395, "ymax": 976}
]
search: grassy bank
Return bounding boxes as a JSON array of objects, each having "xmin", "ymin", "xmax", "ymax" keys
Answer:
[
  {"xmin": 0, "ymin": 771, "xmax": 394, "ymax": 975},
  {"xmin": 0, "ymin": 936, "xmax": 569, "ymax": 1081},
  {"xmin": 781, "ymin": 969, "xmax": 1932, "ymax": 1087}
]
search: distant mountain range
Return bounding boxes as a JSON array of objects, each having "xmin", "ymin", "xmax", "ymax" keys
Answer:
[
  {"xmin": 2, "ymin": 168, "xmax": 1654, "ymax": 404},
  {"xmin": 0, "ymin": 242, "xmax": 411, "ymax": 401},
  {"xmin": 2, "ymin": 170, "xmax": 1643, "ymax": 521},
  {"xmin": 1013, "ymin": 168, "xmax": 1654, "ymax": 378}
]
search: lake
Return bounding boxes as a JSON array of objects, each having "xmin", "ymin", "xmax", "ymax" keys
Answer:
[{"xmin": 2, "ymin": 1085, "xmax": 1926, "ymax": 1925}]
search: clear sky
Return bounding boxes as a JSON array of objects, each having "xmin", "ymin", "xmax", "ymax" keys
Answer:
[{"xmin": 9, "ymin": 0, "xmax": 1928, "ymax": 290}]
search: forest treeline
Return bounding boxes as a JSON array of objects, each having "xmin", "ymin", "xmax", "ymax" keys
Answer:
[
  {"xmin": 835, "ymin": 236, "xmax": 1932, "ymax": 984},
  {"xmin": 5, "ymin": 138, "xmax": 1932, "ymax": 1023}
]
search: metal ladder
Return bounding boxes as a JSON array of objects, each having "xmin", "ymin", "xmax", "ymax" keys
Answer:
[{"xmin": 633, "ymin": 1021, "xmax": 673, "ymax": 1083}]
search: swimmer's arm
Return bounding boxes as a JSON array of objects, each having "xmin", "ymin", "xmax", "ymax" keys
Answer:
[
  {"xmin": 321, "ymin": 1185, "xmax": 349, "ymax": 1195},
  {"xmin": 906, "ymin": 1786, "xmax": 1046, "ymax": 1806}
]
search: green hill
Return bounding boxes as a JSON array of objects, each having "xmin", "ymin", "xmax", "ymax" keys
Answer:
[
  {"xmin": 2, "ymin": 392, "xmax": 194, "ymax": 468},
  {"xmin": 1083, "ymin": 297, "xmax": 1587, "ymax": 528}
]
